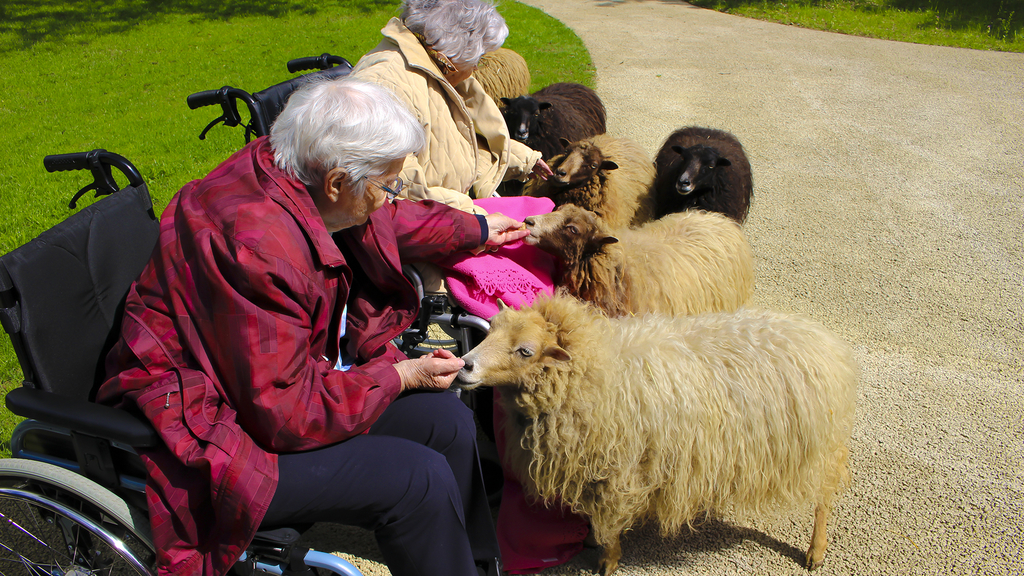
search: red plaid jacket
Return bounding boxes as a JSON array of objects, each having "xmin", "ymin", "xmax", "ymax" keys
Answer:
[{"xmin": 97, "ymin": 137, "xmax": 484, "ymax": 576}]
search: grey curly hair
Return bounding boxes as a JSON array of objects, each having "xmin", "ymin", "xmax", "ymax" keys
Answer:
[{"xmin": 401, "ymin": 0, "xmax": 510, "ymax": 69}]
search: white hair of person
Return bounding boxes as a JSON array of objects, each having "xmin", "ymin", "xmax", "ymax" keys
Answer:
[
  {"xmin": 270, "ymin": 77, "xmax": 425, "ymax": 195},
  {"xmin": 401, "ymin": 0, "xmax": 509, "ymax": 69}
]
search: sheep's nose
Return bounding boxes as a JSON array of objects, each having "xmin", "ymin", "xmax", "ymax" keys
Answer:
[
  {"xmin": 556, "ymin": 169, "xmax": 567, "ymax": 177},
  {"xmin": 524, "ymin": 217, "xmax": 535, "ymax": 226}
]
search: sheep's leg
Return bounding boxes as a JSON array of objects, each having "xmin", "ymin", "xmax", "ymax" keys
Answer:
[
  {"xmin": 597, "ymin": 533, "xmax": 622, "ymax": 576},
  {"xmin": 805, "ymin": 503, "xmax": 828, "ymax": 570}
]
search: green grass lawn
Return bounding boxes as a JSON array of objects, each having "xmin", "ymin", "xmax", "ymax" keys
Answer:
[
  {"xmin": 0, "ymin": 0, "xmax": 594, "ymax": 456},
  {"xmin": 689, "ymin": 0, "xmax": 1024, "ymax": 52}
]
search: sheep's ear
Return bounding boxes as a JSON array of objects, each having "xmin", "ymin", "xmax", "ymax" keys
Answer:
[
  {"xmin": 538, "ymin": 101, "xmax": 552, "ymax": 110},
  {"xmin": 600, "ymin": 235, "xmax": 619, "ymax": 246},
  {"xmin": 500, "ymin": 97, "xmax": 511, "ymax": 106},
  {"xmin": 715, "ymin": 157, "xmax": 732, "ymax": 168},
  {"xmin": 599, "ymin": 160, "xmax": 619, "ymax": 172},
  {"xmin": 497, "ymin": 298, "xmax": 510, "ymax": 311},
  {"xmin": 671, "ymin": 145, "xmax": 685, "ymax": 155},
  {"xmin": 542, "ymin": 345, "xmax": 572, "ymax": 365},
  {"xmin": 559, "ymin": 137, "xmax": 571, "ymax": 148}
]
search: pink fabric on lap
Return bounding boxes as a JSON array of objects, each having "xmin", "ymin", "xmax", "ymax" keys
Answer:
[{"xmin": 439, "ymin": 196, "xmax": 558, "ymax": 318}]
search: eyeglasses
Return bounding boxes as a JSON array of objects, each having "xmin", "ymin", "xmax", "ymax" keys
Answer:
[{"xmin": 365, "ymin": 176, "xmax": 403, "ymax": 203}]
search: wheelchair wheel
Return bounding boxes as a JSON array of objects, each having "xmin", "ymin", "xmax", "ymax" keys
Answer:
[{"xmin": 0, "ymin": 458, "xmax": 156, "ymax": 576}]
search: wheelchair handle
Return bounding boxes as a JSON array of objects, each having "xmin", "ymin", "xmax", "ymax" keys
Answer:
[
  {"xmin": 287, "ymin": 53, "xmax": 348, "ymax": 73},
  {"xmin": 44, "ymin": 150, "xmax": 145, "ymax": 208},
  {"xmin": 188, "ymin": 87, "xmax": 236, "ymax": 110}
]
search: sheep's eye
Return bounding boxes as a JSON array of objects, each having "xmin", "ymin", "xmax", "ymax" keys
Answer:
[
  {"xmin": 517, "ymin": 347, "xmax": 534, "ymax": 358},
  {"xmin": 566, "ymin": 224, "xmax": 579, "ymax": 235},
  {"xmin": 590, "ymin": 163, "xmax": 598, "ymax": 169}
]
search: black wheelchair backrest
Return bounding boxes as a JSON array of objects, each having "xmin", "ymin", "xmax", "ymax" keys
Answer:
[
  {"xmin": 0, "ymin": 151, "xmax": 159, "ymax": 403},
  {"xmin": 187, "ymin": 54, "xmax": 353, "ymax": 142}
]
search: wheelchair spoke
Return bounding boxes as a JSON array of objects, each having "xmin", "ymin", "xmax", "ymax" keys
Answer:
[{"xmin": 0, "ymin": 492, "xmax": 150, "ymax": 576}]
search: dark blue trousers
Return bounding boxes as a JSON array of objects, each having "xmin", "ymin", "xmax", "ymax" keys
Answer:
[{"xmin": 263, "ymin": 390, "xmax": 500, "ymax": 576}]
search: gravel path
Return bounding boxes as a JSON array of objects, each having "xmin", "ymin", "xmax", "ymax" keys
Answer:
[{"xmin": 304, "ymin": 2, "xmax": 1024, "ymax": 574}]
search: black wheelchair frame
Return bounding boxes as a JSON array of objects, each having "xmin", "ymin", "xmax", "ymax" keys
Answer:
[{"xmin": 187, "ymin": 54, "xmax": 353, "ymax": 143}]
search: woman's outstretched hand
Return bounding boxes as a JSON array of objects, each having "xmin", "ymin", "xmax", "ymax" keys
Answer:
[
  {"xmin": 473, "ymin": 212, "xmax": 530, "ymax": 254},
  {"xmin": 395, "ymin": 348, "xmax": 465, "ymax": 391},
  {"xmin": 530, "ymin": 158, "xmax": 553, "ymax": 180}
]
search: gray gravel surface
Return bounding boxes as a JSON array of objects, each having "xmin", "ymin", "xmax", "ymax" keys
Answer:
[{"xmin": 302, "ymin": 1, "xmax": 1024, "ymax": 574}]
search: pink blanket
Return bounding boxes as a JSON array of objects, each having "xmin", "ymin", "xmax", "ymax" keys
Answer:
[{"xmin": 439, "ymin": 196, "xmax": 559, "ymax": 319}]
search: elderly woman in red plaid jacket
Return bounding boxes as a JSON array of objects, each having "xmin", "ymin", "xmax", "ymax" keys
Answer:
[{"xmin": 98, "ymin": 77, "xmax": 524, "ymax": 576}]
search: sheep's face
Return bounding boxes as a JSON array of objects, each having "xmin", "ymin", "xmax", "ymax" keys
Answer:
[
  {"xmin": 523, "ymin": 204, "xmax": 619, "ymax": 262},
  {"xmin": 457, "ymin": 304, "xmax": 571, "ymax": 392},
  {"xmin": 500, "ymin": 96, "xmax": 548, "ymax": 142},
  {"xmin": 548, "ymin": 139, "xmax": 619, "ymax": 188},
  {"xmin": 671, "ymin": 144, "xmax": 731, "ymax": 195}
]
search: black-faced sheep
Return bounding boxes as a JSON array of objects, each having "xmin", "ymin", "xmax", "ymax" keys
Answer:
[
  {"xmin": 527, "ymin": 134, "xmax": 656, "ymax": 229},
  {"xmin": 457, "ymin": 294, "xmax": 858, "ymax": 576},
  {"xmin": 500, "ymin": 82, "xmax": 606, "ymax": 160},
  {"xmin": 653, "ymin": 126, "xmax": 753, "ymax": 223},
  {"xmin": 523, "ymin": 204, "xmax": 753, "ymax": 317},
  {"xmin": 472, "ymin": 47, "xmax": 531, "ymax": 109}
]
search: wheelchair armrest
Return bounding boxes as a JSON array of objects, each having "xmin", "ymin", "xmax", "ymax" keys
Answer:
[{"xmin": 5, "ymin": 386, "xmax": 160, "ymax": 448}]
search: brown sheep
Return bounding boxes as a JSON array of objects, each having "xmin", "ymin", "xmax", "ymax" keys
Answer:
[
  {"xmin": 457, "ymin": 294, "xmax": 858, "ymax": 576},
  {"xmin": 500, "ymin": 82, "xmax": 607, "ymax": 160},
  {"xmin": 653, "ymin": 126, "xmax": 754, "ymax": 223},
  {"xmin": 527, "ymin": 134, "xmax": 656, "ymax": 229},
  {"xmin": 523, "ymin": 204, "xmax": 753, "ymax": 317}
]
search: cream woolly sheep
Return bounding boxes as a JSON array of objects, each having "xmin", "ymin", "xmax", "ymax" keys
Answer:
[
  {"xmin": 523, "ymin": 204, "xmax": 753, "ymax": 317},
  {"xmin": 472, "ymin": 48, "xmax": 531, "ymax": 108},
  {"xmin": 457, "ymin": 294, "xmax": 857, "ymax": 576},
  {"xmin": 527, "ymin": 134, "xmax": 656, "ymax": 229}
]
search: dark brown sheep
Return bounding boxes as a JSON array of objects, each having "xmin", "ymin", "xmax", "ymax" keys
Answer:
[
  {"xmin": 653, "ymin": 126, "xmax": 753, "ymax": 223},
  {"xmin": 500, "ymin": 82, "xmax": 606, "ymax": 160},
  {"xmin": 527, "ymin": 134, "xmax": 656, "ymax": 229}
]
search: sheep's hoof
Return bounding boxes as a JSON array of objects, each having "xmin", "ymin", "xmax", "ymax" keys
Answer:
[
  {"xmin": 597, "ymin": 556, "xmax": 619, "ymax": 576},
  {"xmin": 805, "ymin": 548, "xmax": 824, "ymax": 571}
]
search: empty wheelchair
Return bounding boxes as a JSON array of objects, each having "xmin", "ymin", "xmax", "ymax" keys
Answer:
[{"xmin": 0, "ymin": 151, "xmax": 369, "ymax": 576}]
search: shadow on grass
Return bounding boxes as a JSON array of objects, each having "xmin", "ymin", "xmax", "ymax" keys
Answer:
[
  {"xmin": 0, "ymin": 0, "xmax": 398, "ymax": 52},
  {"xmin": 687, "ymin": 0, "xmax": 1023, "ymax": 40}
]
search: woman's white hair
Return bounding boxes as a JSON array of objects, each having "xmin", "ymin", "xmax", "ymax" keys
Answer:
[
  {"xmin": 402, "ymin": 0, "xmax": 509, "ymax": 69},
  {"xmin": 270, "ymin": 77, "xmax": 425, "ymax": 194}
]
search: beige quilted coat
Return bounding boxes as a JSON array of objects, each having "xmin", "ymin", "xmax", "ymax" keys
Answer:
[{"xmin": 350, "ymin": 18, "xmax": 542, "ymax": 215}]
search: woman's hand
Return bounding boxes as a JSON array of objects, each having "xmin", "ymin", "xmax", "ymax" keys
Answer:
[
  {"xmin": 395, "ymin": 349, "xmax": 465, "ymax": 392},
  {"xmin": 530, "ymin": 158, "xmax": 553, "ymax": 180},
  {"xmin": 473, "ymin": 212, "xmax": 530, "ymax": 254}
]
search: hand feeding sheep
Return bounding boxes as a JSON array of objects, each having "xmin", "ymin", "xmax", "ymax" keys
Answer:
[
  {"xmin": 527, "ymin": 134, "xmax": 656, "ymax": 229},
  {"xmin": 457, "ymin": 294, "xmax": 857, "ymax": 575},
  {"xmin": 653, "ymin": 126, "xmax": 753, "ymax": 223},
  {"xmin": 523, "ymin": 204, "xmax": 753, "ymax": 317},
  {"xmin": 472, "ymin": 47, "xmax": 531, "ymax": 109},
  {"xmin": 500, "ymin": 82, "xmax": 607, "ymax": 160}
]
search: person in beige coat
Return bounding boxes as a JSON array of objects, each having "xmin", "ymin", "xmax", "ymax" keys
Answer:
[{"xmin": 349, "ymin": 0, "xmax": 551, "ymax": 217}]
